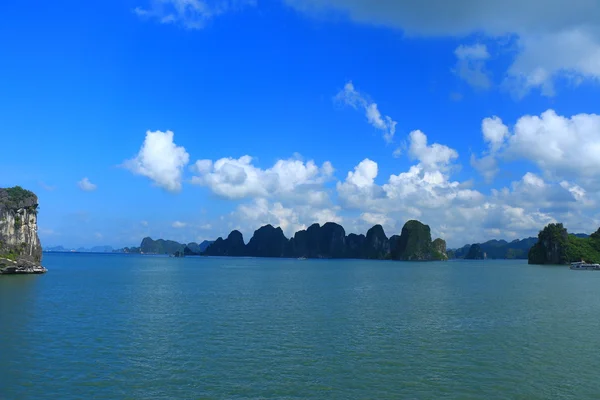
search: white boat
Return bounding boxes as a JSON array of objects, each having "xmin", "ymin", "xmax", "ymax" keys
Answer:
[{"xmin": 570, "ymin": 261, "xmax": 600, "ymax": 270}]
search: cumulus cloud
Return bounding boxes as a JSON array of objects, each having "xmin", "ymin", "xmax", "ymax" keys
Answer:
[
  {"xmin": 77, "ymin": 178, "xmax": 97, "ymax": 192},
  {"xmin": 205, "ymin": 133, "xmax": 600, "ymax": 247},
  {"xmin": 329, "ymin": 127, "xmax": 600, "ymax": 246},
  {"xmin": 470, "ymin": 116, "xmax": 510, "ymax": 182},
  {"xmin": 453, "ymin": 44, "xmax": 492, "ymax": 90},
  {"xmin": 123, "ymin": 130, "xmax": 190, "ymax": 193},
  {"xmin": 172, "ymin": 221, "xmax": 187, "ymax": 228},
  {"xmin": 335, "ymin": 81, "xmax": 397, "ymax": 143},
  {"xmin": 408, "ymin": 130, "xmax": 458, "ymax": 172},
  {"xmin": 286, "ymin": 0, "xmax": 600, "ymax": 95},
  {"xmin": 334, "ymin": 155, "xmax": 587, "ymax": 246},
  {"xmin": 473, "ymin": 110, "xmax": 600, "ymax": 186},
  {"xmin": 135, "ymin": 0, "xmax": 255, "ymax": 29},
  {"xmin": 190, "ymin": 154, "xmax": 334, "ymax": 201},
  {"xmin": 506, "ymin": 110, "xmax": 600, "ymax": 181}
]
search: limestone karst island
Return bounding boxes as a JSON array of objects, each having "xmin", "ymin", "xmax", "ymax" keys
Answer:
[{"xmin": 0, "ymin": 186, "xmax": 46, "ymax": 274}]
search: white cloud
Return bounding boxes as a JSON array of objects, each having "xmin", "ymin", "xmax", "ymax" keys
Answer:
[
  {"xmin": 329, "ymin": 127, "xmax": 600, "ymax": 246},
  {"xmin": 335, "ymin": 81, "xmax": 397, "ymax": 143},
  {"xmin": 141, "ymin": 220, "xmax": 149, "ymax": 227},
  {"xmin": 471, "ymin": 116, "xmax": 510, "ymax": 182},
  {"xmin": 336, "ymin": 158, "xmax": 383, "ymax": 209},
  {"xmin": 172, "ymin": 221, "xmax": 187, "ymax": 228},
  {"xmin": 77, "ymin": 178, "xmax": 97, "ymax": 192},
  {"xmin": 123, "ymin": 130, "xmax": 190, "ymax": 193},
  {"xmin": 454, "ymin": 44, "xmax": 492, "ymax": 90},
  {"xmin": 94, "ymin": 232, "xmax": 103, "ymax": 239},
  {"xmin": 482, "ymin": 116, "xmax": 509, "ymax": 152},
  {"xmin": 135, "ymin": 0, "xmax": 255, "ymax": 29},
  {"xmin": 473, "ymin": 110, "xmax": 600, "ymax": 186},
  {"xmin": 408, "ymin": 130, "xmax": 458, "ymax": 172},
  {"xmin": 506, "ymin": 110, "xmax": 600, "ymax": 181},
  {"xmin": 286, "ymin": 0, "xmax": 600, "ymax": 95},
  {"xmin": 361, "ymin": 212, "xmax": 393, "ymax": 227},
  {"xmin": 190, "ymin": 155, "xmax": 334, "ymax": 200}
]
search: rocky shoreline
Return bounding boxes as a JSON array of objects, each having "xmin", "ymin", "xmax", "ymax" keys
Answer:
[{"xmin": 0, "ymin": 257, "xmax": 47, "ymax": 274}]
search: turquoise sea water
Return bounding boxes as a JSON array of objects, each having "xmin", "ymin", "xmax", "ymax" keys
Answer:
[{"xmin": 2, "ymin": 254, "xmax": 600, "ymax": 399}]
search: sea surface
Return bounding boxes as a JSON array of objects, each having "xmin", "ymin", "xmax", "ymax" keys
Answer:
[{"xmin": 1, "ymin": 254, "xmax": 600, "ymax": 399}]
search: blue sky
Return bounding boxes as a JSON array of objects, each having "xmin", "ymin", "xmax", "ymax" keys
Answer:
[{"xmin": 2, "ymin": 0, "xmax": 600, "ymax": 248}]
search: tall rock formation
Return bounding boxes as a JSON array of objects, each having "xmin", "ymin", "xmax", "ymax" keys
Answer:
[
  {"xmin": 0, "ymin": 187, "xmax": 46, "ymax": 274},
  {"xmin": 528, "ymin": 223, "xmax": 570, "ymax": 264},
  {"xmin": 286, "ymin": 223, "xmax": 347, "ymax": 258},
  {"xmin": 245, "ymin": 224, "xmax": 289, "ymax": 258},
  {"xmin": 345, "ymin": 233, "xmax": 366, "ymax": 259},
  {"xmin": 202, "ymin": 220, "xmax": 447, "ymax": 262},
  {"xmin": 391, "ymin": 220, "xmax": 447, "ymax": 261},
  {"xmin": 364, "ymin": 225, "xmax": 390, "ymax": 259},
  {"xmin": 203, "ymin": 230, "xmax": 246, "ymax": 257},
  {"xmin": 465, "ymin": 243, "xmax": 485, "ymax": 260}
]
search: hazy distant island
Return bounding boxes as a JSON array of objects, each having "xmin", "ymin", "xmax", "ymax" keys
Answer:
[
  {"xmin": 0, "ymin": 186, "xmax": 46, "ymax": 274},
  {"xmin": 528, "ymin": 223, "xmax": 600, "ymax": 265}
]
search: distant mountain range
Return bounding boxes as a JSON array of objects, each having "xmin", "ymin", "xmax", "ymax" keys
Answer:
[
  {"xmin": 44, "ymin": 245, "xmax": 114, "ymax": 253},
  {"xmin": 448, "ymin": 233, "xmax": 590, "ymax": 260}
]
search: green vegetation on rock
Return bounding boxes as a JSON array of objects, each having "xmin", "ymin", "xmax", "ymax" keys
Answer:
[
  {"xmin": 0, "ymin": 186, "xmax": 45, "ymax": 273},
  {"xmin": 140, "ymin": 237, "xmax": 185, "ymax": 254},
  {"xmin": 391, "ymin": 220, "xmax": 447, "ymax": 261},
  {"xmin": 465, "ymin": 244, "xmax": 485, "ymax": 259},
  {"xmin": 528, "ymin": 223, "xmax": 600, "ymax": 265}
]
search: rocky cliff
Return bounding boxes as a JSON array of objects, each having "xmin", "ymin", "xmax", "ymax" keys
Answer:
[
  {"xmin": 528, "ymin": 223, "xmax": 600, "ymax": 265},
  {"xmin": 465, "ymin": 243, "xmax": 485, "ymax": 260},
  {"xmin": 528, "ymin": 223, "xmax": 569, "ymax": 264},
  {"xmin": 203, "ymin": 219, "xmax": 447, "ymax": 262},
  {"xmin": 0, "ymin": 186, "xmax": 46, "ymax": 274},
  {"xmin": 390, "ymin": 220, "xmax": 447, "ymax": 261},
  {"xmin": 203, "ymin": 230, "xmax": 246, "ymax": 256}
]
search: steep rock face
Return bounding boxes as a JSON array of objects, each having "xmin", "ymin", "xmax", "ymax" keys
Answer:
[
  {"xmin": 246, "ymin": 224, "xmax": 289, "ymax": 258},
  {"xmin": 317, "ymin": 222, "xmax": 347, "ymax": 258},
  {"xmin": 364, "ymin": 225, "xmax": 390, "ymax": 259},
  {"xmin": 392, "ymin": 220, "xmax": 444, "ymax": 261},
  {"xmin": 0, "ymin": 187, "xmax": 46, "ymax": 274},
  {"xmin": 465, "ymin": 243, "xmax": 485, "ymax": 259},
  {"xmin": 305, "ymin": 223, "xmax": 322, "ymax": 258},
  {"xmin": 432, "ymin": 238, "xmax": 448, "ymax": 260},
  {"xmin": 345, "ymin": 233, "xmax": 366, "ymax": 259},
  {"xmin": 204, "ymin": 230, "xmax": 246, "ymax": 256},
  {"xmin": 528, "ymin": 223, "xmax": 569, "ymax": 264}
]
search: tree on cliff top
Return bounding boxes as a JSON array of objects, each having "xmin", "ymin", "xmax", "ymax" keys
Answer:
[
  {"xmin": 528, "ymin": 223, "xmax": 568, "ymax": 264},
  {"xmin": 528, "ymin": 223, "xmax": 600, "ymax": 265},
  {"xmin": 0, "ymin": 186, "xmax": 37, "ymax": 210}
]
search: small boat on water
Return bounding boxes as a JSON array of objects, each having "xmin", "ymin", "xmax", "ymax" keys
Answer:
[{"xmin": 570, "ymin": 261, "xmax": 600, "ymax": 270}]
